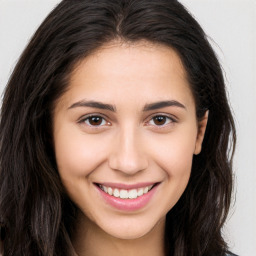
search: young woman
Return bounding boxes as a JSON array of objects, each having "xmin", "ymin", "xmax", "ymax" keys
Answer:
[{"xmin": 0, "ymin": 0, "xmax": 237, "ymax": 255}]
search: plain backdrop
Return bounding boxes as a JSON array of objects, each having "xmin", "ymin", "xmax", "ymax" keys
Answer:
[{"xmin": 0, "ymin": 1, "xmax": 255, "ymax": 255}]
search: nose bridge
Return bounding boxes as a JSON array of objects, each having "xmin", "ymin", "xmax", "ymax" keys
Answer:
[{"xmin": 108, "ymin": 124, "xmax": 148, "ymax": 174}]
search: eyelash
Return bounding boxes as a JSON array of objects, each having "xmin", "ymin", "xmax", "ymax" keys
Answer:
[
  {"xmin": 78, "ymin": 113, "xmax": 177, "ymax": 130},
  {"xmin": 147, "ymin": 115, "xmax": 177, "ymax": 127},
  {"xmin": 78, "ymin": 114, "xmax": 111, "ymax": 127}
]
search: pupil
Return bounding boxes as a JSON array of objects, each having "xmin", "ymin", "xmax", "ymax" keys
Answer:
[
  {"xmin": 89, "ymin": 116, "xmax": 102, "ymax": 125},
  {"xmin": 154, "ymin": 116, "xmax": 166, "ymax": 125}
]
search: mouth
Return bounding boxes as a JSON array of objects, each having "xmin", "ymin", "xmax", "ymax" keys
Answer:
[
  {"xmin": 94, "ymin": 182, "xmax": 159, "ymax": 211},
  {"xmin": 96, "ymin": 183, "xmax": 157, "ymax": 199}
]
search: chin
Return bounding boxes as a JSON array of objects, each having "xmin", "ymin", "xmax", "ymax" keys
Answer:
[
  {"xmin": 96, "ymin": 215, "xmax": 165, "ymax": 241},
  {"xmin": 107, "ymin": 227, "xmax": 150, "ymax": 240}
]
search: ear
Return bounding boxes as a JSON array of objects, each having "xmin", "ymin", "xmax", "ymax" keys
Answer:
[{"xmin": 194, "ymin": 110, "xmax": 209, "ymax": 155}]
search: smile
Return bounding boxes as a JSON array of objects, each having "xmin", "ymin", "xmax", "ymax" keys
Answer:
[
  {"xmin": 98, "ymin": 184, "xmax": 154, "ymax": 199},
  {"xmin": 95, "ymin": 182, "xmax": 159, "ymax": 211}
]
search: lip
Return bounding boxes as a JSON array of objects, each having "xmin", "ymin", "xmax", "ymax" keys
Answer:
[{"xmin": 94, "ymin": 182, "xmax": 159, "ymax": 212}]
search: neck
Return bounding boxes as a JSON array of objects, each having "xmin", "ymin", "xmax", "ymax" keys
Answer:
[{"xmin": 72, "ymin": 212, "xmax": 166, "ymax": 256}]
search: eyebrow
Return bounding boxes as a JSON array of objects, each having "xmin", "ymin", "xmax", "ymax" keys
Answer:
[
  {"xmin": 68, "ymin": 100, "xmax": 186, "ymax": 112},
  {"xmin": 68, "ymin": 100, "xmax": 116, "ymax": 112},
  {"xmin": 143, "ymin": 100, "xmax": 186, "ymax": 111}
]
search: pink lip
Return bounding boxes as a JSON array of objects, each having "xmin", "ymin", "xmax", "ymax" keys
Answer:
[{"xmin": 95, "ymin": 183, "xmax": 159, "ymax": 212}]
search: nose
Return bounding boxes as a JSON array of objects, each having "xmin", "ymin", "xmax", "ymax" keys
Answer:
[{"xmin": 108, "ymin": 127, "xmax": 148, "ymax": 175}]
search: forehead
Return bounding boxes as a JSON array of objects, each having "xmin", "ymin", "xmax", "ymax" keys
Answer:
[
  {"xmin": 58, "ymin": 41, "xmax": 195, "ymax": 111},
  {"xmin": 72, "ymin": 41, "xmax": 187, "ymax": 84}
]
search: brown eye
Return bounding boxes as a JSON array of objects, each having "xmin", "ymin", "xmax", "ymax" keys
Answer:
[
  {"xmin": 89, "ymin": 116, "xmax": 103, "ymax": 125},
  {"xmin": 83, "ymin": 116, "xmax": 107, "ymax": 126},
  {"xmin": 148, "ymin": 115, "xmax": 175, "ymax": 127},
  {"xmin": 153, "ymin": 116, "xmax": 167, "ymax": 126}
]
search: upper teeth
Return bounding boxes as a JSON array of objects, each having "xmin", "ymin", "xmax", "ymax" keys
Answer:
[{"xmin": 99, "ymin": 185, "xmax": 153, "ymax": 199}]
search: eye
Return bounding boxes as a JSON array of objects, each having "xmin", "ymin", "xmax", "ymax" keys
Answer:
[
  {"xmin": 79, "ymin": 115, "xmax": 109, "ymax": 127},
  {"xmin": 148, "ymin": 115, "xmax": 175, "ymax": 126}
]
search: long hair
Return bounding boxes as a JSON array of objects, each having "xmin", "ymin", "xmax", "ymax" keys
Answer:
[{"xmin": 0, "ymin": 0, "xmax": 236, "ymax": 255}]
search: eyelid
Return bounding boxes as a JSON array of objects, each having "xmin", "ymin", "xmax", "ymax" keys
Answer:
[
  {"xmin": 145, "ymin": 113, "xmax": 178, "ymax": 127},
  {"xmin": 78, "ymin": 113, "xmax": 111, "ymax": 127}
]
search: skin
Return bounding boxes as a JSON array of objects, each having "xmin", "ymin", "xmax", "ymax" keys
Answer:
[{"xmin": 53, "ymin": 41, "xmax": 208, "ymax": 256}]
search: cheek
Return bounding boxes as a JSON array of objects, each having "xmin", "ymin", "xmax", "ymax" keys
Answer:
[
  {"xmin": 149, "ymin": 134, "xmax": 195, "ymax": 210},
  {"xmin": 54, "ymin": 126, "xmax": 106, "ymax": 179},
  {"xmin": 159, "ymin": 143, "xmax": 193, "ymax": 194},
  {"xmin": 148, "ymin": 128, "xmax": 197, "ymax": 176},
  {"xmin": 54, "ymin": 125, "xmax": 112, "ymax": 182}
]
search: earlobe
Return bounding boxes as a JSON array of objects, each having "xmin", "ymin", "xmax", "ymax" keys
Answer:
[{"xmin": 194, "ymin": 110, "xmax": 209, "ymax": 155}]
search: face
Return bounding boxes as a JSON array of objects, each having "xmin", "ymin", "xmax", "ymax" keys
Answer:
[{"xmin": 53, "ymin": 41, "xmax": 207, "ymax": 240}]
